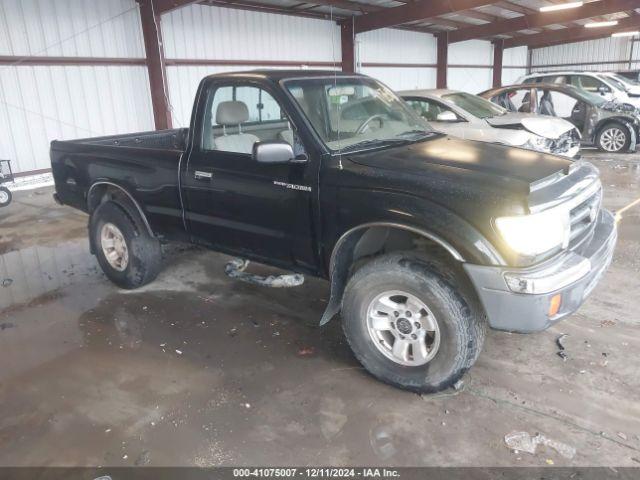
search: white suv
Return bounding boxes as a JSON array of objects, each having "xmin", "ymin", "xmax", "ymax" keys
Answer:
[{"xmin": 517, "ymin": 71, "xmax": 640, "ymax": 108}]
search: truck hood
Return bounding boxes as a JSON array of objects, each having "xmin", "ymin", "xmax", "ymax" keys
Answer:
[
  {"xmin": 485, "ymin": 113, "xmax": 575, "ymax": 139},
  {"xmin": 348, "ymin": 135, "xmax": 571, "ymax": 185}
]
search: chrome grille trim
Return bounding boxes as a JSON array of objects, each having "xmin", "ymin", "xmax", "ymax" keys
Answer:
[{"xmin": 569, "ymin": 187, "xmax": 602, "ymax": 246}]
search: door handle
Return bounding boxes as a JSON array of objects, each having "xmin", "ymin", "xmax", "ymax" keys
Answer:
[{"xmin": 194, "ymin": 170, "xmax": 212, "ymax": 180}]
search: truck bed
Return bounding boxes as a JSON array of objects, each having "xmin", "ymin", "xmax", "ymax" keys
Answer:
[
  {"xmin": 50, "ymin": 128, "xmax": 189, "ymax": 240},
  {"xmin": 65, "ymin": 128, "xmax": 189, "ymax": 150}
]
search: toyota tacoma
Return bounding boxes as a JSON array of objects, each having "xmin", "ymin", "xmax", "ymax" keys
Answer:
[{"xmin": 51, "ymin": 71, "xmax": 617, "ymax": 392}]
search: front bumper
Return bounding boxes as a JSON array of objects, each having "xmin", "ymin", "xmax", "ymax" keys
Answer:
[{"xmin": 464, "ymin": 209, "xmax": 617, "ymax": 333}]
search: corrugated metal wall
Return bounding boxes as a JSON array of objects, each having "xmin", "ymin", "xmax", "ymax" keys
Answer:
[
  {"xmin": 1, "ymin": 0, "xmax": 529, "ymax": 174},
  {"xmin": 448, "ymin": 40, "xmax": 492, "ymax": 93},
  {"xmin": 0, "ymin": 0, "xmax": 154, "ymax": 174},
  {"xmin": 162, "ymin": 4, "xmax": 340, "ymax": 127},
  {"xmin": 358, "ymin": 29, "xmax": 437, "ymax": 90},
  {"xmin": 502, "ymin": 46, "xmax": 528, "ymax": 86},
  {"xmin": 531, "ymin": 36, "xmax": 638, "ymax": 72}
]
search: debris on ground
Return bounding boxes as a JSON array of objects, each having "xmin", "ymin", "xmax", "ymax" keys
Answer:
[
  {"xmin": 0, "ymin": 322, "xmax": 15, "ymax": 331},
  {"xmin": 135, "ymin": 450, "xmax": 151, "ymax": 466},
  {"xmin": 175, "ymin": 349, "xmax": 183, "ymax": 355},
  {"xmin": 453, "ymin": 379, "xmax": 464, "ymax": 391},
  {"xmin": 1, "ymin": 278, "xmax": 12, "ymax": 287},
  {"xmin": 600, "ymin": 319, "xmax": 616, "ymax": 327},
  {"xmin": 228, "ymin": 327, "xmax": 238, "ymax": 337},
  {"xmin": 504, "ymin": 431, "xmax": 576, "ymax": 459},
  {"xmin": 556, "ymin": 334, "xmax": 569, "ymax": 361},
  {"xmin": 225, "ymin": 258, "xmax": 304, "ymax": 288},
  {"xmin": 297, "ymin": 346, "xmax": 315, "ymax": 356},
  {"xmin": 618, "ymin": 432, "xmax": 628, "ymax": 441}
]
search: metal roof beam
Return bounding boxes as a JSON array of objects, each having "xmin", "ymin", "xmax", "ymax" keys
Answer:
[
  {"xmin": 449, "ymin": 0, "xmax": 640, "ymax": 43},
  {"xmin": 346, "ymin": 0, "xmax": 501, "ymax": 34},
  {"xmin": 504, "ymin": 14, "xmax": 640, "ymax": 49}
]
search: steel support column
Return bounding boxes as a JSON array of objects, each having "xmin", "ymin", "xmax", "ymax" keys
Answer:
[
  {"xmin": 436, "ymin": 32, "xmax": 448, "ymax": 89},
  {"xmin": 341, "ymin": 20, "xmax": 355, "ymax": 73},
  {"xmin": 492, "ymin": 39, "xmax": 503, "ymax": 88},
  {"xmin": 138, "ymin": 0, "xmax": 172, "ymax": 130}
]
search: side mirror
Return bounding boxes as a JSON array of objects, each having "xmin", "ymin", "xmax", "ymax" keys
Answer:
[
  {"xmin": 435, "ymin": 110, "xmax": 458, "ymax": 122},
  {"xmin": 253, "ymin": 141, "xmax": 295, "ymax": 164}
]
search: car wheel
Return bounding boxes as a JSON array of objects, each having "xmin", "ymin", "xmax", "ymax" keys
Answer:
[
  {"xmin": 0, "ymin": 187, "xmax": 12, "ymax": 207},
  {"xmin": 89, "ymin": 201, "xmax": 162, "ymax": 289},
  {"xmin": 341, "ymin": 252, "xmax": 485, "ymax": 393},
  {"xmin": 597, "ymin": 122, "xmax": 631, "ymax": 153}
]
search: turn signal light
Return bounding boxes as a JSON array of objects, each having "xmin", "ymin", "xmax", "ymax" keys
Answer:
[{"xmin": 549, "ymin": 294, "xmax": 562, "ymax": 317}]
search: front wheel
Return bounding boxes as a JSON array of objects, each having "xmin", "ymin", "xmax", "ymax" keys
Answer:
[
  {"xmin": 341, "ymin": 253, "xmax": 485, "ymax": 393},
  {"xmin": 596, "ymin": 122, "xmax": 631, "ymax": 153},
  {"xmin": 0, "ymin": 186, "xmax": 12, "ymax": 207}
]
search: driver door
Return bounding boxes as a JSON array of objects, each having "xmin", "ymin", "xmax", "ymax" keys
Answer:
[{"xmin": 182, "ymin": 80, "xmax": 316, "ymax": 269}]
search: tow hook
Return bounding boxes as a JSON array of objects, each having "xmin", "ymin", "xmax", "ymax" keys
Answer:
[{"xmin": 224, "ymin": 258, "xmax": 304, "ymax": 288}]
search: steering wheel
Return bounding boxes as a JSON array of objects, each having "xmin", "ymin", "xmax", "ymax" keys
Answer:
[{"xmin": 355, "ymin": 115, "xmax": 385, "ymax": 135}]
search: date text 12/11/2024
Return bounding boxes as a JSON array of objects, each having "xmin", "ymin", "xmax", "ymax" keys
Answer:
[{"xmin": 233, "ymin": 468, "xmax": 400, "ymax": 478}]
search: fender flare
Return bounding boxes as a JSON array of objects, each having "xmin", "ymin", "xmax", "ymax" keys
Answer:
[
  {"xmin": 319, "ymin": 222, "xmax": 466, "ymax": 326},
  {"xmin": 87, "ymin": 181, "xmax": 154, "ymax": 238}
]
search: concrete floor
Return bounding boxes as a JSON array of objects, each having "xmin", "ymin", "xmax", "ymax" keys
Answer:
[{"xmin": 0, "ymin": 150, "xmax": 639, "ymax": 467}]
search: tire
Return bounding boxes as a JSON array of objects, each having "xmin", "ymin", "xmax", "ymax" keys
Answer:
[
  {"xmin": 89, "ymin": 200, "xmax": 162, "ymax": 289},
  {"xmin": 341, "ymin": 252, "xmax": 485, "ymax": 393},
  {"xmin": 0, "ymin": 186, "xmax": 11, "ymax": 207},
  {"xmin": 596, "ymin": 122, "xmax": 631, "ymax": 153}
]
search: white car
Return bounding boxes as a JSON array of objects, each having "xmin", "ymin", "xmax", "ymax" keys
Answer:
[
  {"xmin": 400, "ymin": 89, "xmax": 581, "ymax": 158},
  {"xmin": 517, "ymin": 71, "xmax": 640, "ymax": 109},
  {"xmin": 598, "ymin": 72, "xmax": 640, "ymax": 99}
]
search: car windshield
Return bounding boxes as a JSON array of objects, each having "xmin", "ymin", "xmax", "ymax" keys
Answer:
[
  {"xmin": 607, "ymin": 73, "xmax": 640, "ymax": 88},
  {"xmin": 442, "ymin": 92, "xmax": 507, "ymax": 119},
  {"xmin": 283, "ymin": 76, "xmax": 433, "ymax": 152},
  {"xmin": 568, "ymin": 87, "xmax": 608, "ymax": 106},
  {"xmin": 598, "ymin": 74, "xmax": 627, "ymax": 91}
]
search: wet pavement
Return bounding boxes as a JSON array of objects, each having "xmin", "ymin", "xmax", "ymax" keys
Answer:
[{"xmin": 0, "ymin": 151, "xmax": 639, "ymax": 467}]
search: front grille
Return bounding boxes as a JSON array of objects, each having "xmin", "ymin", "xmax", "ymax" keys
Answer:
[{"xmin": 569, "ymin": 188, "xmax": 602, "ymax": 247}]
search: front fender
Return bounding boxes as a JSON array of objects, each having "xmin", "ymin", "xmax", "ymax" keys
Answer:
[{"xmin": 318, "ymin": 190, "xmax": 505, "ymax": 325}]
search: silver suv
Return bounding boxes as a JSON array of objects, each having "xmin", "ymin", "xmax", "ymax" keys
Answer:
[{"xmin": 518, "ymin": 71, "xmax": 640, "ymax": 109}]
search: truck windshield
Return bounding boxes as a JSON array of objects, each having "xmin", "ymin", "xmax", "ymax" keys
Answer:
[
  {"xmin": 283, "ymin": 76, "xmax": 433, "ymax": 153},
  {"xmin": 442, "ymin": 92, "xmax": 507, "ymax": 119}
]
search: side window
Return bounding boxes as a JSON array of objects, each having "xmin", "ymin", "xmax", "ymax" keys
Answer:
[
  {"xmin": 573, "ymin": 75, "xmax": 610, "ymax": 93},
  {"xmin": 535, "ymin": 89, "xmax": 577, "ymax": 117},
  {"xmin": 506, "ymin": 89, "xmax": 532, "ymax": 113},
  {"xmin": 203, "ymin": 85, "xmax": 294, "ymax": 154}
]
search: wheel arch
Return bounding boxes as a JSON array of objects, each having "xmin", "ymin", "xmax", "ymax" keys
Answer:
[
  {"xmin": 594, "ymin": 117, "xmax": 637, "ymax": 151},
  {"xmin": 87, "ymin": 181, "xmax": 154, "ymax": 238},
  {"xmin": 320, "ymin": 222, "xmax": 471, "ymax": 326}
]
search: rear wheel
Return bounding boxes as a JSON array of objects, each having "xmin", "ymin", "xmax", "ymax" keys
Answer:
[
  {"xmin": 341, "ymin": 252, "xmax": 485, "ymax": 393},
  {"xmin": 596, "ymin": 122, "xmax": 631, "ymax": 153},
  {"xmin": 0, "ymin": 187, "xmax": 11, "ymax": 207},
  {"xmin": 90, "ymin": 201, "xmax": 162, "ymax": 289}
]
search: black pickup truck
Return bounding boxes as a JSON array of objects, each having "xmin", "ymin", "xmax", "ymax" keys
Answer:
[{"xmin": 51, "ymin": 70, "xmax": 617, "ymax": 392}]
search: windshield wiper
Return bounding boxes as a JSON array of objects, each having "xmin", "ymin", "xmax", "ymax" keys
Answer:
[
  {"xmin": 395, "ymin": 129, "xmax": 433, "ymax": 139},
  {"xmin": 339, "ymin": 137, "xmax": 412, "ymax": 153}
]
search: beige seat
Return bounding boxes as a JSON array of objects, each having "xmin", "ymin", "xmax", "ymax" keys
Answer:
[
  {"xmin": 279, "ymin": 128, "xmax": 294, "ymax": 146},
  {"xmin": 214, "ymin": 101, "xmax": 259, "ymax": 154}
]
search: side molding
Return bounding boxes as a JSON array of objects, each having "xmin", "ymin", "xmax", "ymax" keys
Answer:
[{"xmin": 87, "ymin": 181, "xmax": 155, "ymax": 237}]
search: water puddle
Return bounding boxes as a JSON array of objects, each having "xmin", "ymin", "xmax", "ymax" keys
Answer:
[{"xmin": 0, "ymin": 239, "xmax": 101, "ymax": 311}]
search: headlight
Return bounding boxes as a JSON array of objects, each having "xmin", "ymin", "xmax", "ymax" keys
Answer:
[
  {"xmin": 524, "ymin": 134, "xmax": 553, "ymax": 153},
  {"xmin": 495, "ymin": 208, "xmax": 570, "ymax": 257}
]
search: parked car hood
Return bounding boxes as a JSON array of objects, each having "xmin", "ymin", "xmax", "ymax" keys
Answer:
[
  {"xmin": 348, "ymin": 135, "xmax": 571, "ymax": 185},
  {"xmin": 485, "ymin": 113, "xmax": 575, "ymax": 139}
]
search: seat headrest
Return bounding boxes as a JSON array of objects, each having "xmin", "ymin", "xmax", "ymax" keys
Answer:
[{"xmin": 216, "ymin": 101, "xmax": 250, "ymax": 125}]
